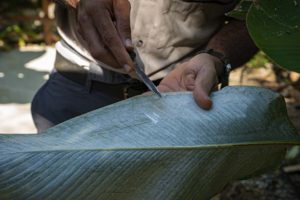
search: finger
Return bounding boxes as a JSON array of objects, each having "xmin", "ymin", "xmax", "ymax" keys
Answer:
[
  {"xmin": 158, "ymin": 64, "xmax": 187, "ymax": 92},
  {"xmin": 182, "ymin": 69, "xmax": 196, "ymax": 91},
  {"xmin": 113, "ymin": 0, "xmax": 133, "ymax": 50},
  {"xmin": 141, "ymin": 91, "xmax": 152, "ymax": 96},
  {"xmin": 91, "ymin": 9, "xmax": 134, "ymax": 72},
  {"xmin": 157, "ymin": 79, "xmax": 187, "ymax": 92},
  {"xmin": 193, "ymin": 69, "xmax": 217, "ymax": 110},
  {"xmin": 77, "ymin": 12, "xmax": 120, "ymax": 68},
  {"xmin": 157, "ymin": 83, "xmax": 175, "ymax": 92}
]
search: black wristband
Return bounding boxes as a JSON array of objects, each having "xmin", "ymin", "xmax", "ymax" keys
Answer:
[{"xmin": 197, "ymin": 49, "xmax": 231, "ymax": 88}]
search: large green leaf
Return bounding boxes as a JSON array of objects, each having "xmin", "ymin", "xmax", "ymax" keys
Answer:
[
  {"xmin": 247, "ymin": 0, "xmax": 300, "ymax": 72},
  {"xmin": 227, "ymin": 0, "xmax": 253, "ymax": 20},
  {"xmin": 0, "ymin": 86, "xmax": 299, "ymax": 200}
]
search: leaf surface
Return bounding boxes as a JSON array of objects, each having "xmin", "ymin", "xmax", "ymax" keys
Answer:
[{"xmin": 0, "ymin": 86, "xmax": 299, "ymax": 200}]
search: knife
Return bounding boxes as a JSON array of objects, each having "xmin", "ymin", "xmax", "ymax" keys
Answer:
[{"xmin": 129, "ymin": 51, "xmax": 162, "ymax": 98}]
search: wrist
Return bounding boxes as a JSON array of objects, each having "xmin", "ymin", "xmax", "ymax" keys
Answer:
[
  {"xmin": 203, "ymin": 53, "xmax": 224, "ymax": 78},
  {"xmin": 191, "ymin": 53, "xmax": 223, "ymax": 80},
  {"xmin": 196, "ymin": 49, "xmax": 231, "ymax": 88}
]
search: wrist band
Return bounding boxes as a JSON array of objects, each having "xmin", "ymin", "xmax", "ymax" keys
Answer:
[{"xmin": 197, "ymin": 49, "xmax": 231, "ymax": 88}]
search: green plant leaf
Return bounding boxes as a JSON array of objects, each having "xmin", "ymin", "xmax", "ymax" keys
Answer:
[
  {"xmin": 246, "ymin": 0, "xmax": 300, "ymax": 72},
  {"xmin": 286, "ymin": 146, "xmax": 300, "ymax": 160},
  {"xmin": 227, "ymin": 0, "xmax": 253, "ymax": 20},
  {"xmin": 0, "ymin": 86, "xmax": 299, "ymax": 200}
]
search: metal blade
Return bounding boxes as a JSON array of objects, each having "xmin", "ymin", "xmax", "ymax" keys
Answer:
[
  {"xmin": 129, "ymin": 50, "xmax": 162, "ymax": 98},
  {"xmin": 135, "ymin": 64, "xmax": 162, "ymax": 98}
]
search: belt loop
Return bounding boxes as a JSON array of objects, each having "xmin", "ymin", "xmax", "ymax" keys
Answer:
[
  {"xmin": 86, "ymin": 70, "xmax": 93, "ymax": 93},
  {"xmin": 123, "ymin": 85, "xmax": 129, "ymax": 99}
]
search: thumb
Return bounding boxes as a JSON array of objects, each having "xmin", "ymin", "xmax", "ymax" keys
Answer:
[
  {"xmin": 193, "ymin": 84, "xmax": 213, "ymax": 110},
  {"xmin": 193, "ymin": 72, "xmax": 215, "ymax": 110}
]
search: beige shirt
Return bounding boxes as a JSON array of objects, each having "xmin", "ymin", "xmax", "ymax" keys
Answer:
[
  {"xmin": 55, "ymin": 0, "xmax": 236, "ymax": 82},
  {"xmin": 130, "ymin": 0, "xmax": 236, "ymax": 80}
]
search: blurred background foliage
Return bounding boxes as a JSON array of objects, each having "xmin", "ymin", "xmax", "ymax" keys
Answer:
[{"xmin": 0, "ymin": 0, "xmax": 57, "ymax": 50}]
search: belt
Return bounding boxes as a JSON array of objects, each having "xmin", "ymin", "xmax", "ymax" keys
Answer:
[{"xmin": 54, "ymin": 55, "xmax": 161, "ymax": 99}]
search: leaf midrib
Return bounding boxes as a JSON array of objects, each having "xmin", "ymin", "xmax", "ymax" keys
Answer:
[{"xmin": 2, "ymin": 140, "xmax": 299, "ymax": 155}]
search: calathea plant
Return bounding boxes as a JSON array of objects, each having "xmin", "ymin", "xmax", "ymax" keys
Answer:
[{"xmin": 0, "ymin": 86, "xmax": 299, "ymax": 199}]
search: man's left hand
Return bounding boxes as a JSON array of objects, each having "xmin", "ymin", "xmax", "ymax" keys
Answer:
[{"xmin": 158, "ymin": 53, "xmax": 223, "ymax": 110}]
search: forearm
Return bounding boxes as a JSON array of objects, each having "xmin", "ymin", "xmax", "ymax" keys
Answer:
[{"xmin": 206, "ymin": 19, "xmax": 258, "ymax": 70}]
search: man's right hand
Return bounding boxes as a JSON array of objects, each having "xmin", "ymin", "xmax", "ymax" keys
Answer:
[{"xmin": 68, "ymin": 0, "xmax": 134, "ymax": 72}]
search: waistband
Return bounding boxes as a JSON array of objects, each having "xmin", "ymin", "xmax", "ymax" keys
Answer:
[{"xmin": 54, "ymin": 53, "xmax": 161, "ymax": 99}]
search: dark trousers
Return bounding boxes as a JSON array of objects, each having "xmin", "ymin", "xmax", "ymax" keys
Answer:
[
  {"xmin": 31, "ymin": 71, "xmax": 130, "ymax": 133},
  {"xmin": 31, "ymin": 50, "xmax": 162, "ymax": 133}
]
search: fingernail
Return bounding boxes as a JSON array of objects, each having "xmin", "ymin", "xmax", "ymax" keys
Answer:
[
  {"xmin": 125, "ymin": 39, "xmax": 133, "ymax": 48},
  {"xmin": 204, "ymin": 98, "xmax": 213, "ymax": 109},
  {"xmin": 124, "ymin": 64, "xmax": 133, "ymax": 73}
]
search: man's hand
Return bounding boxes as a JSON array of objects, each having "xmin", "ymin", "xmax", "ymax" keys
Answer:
[
  {"xmin": 158, "ymin": 53, "xmax": 223, "ymax": 109},
  {"xmin": 73, "ymin": 0, "xmax": 134, "ymax": 72}
]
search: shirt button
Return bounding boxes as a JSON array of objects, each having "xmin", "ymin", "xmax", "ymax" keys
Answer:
[{"xmin": 136, "ymin": 40, "xmax": 144, "ymax": 47}]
